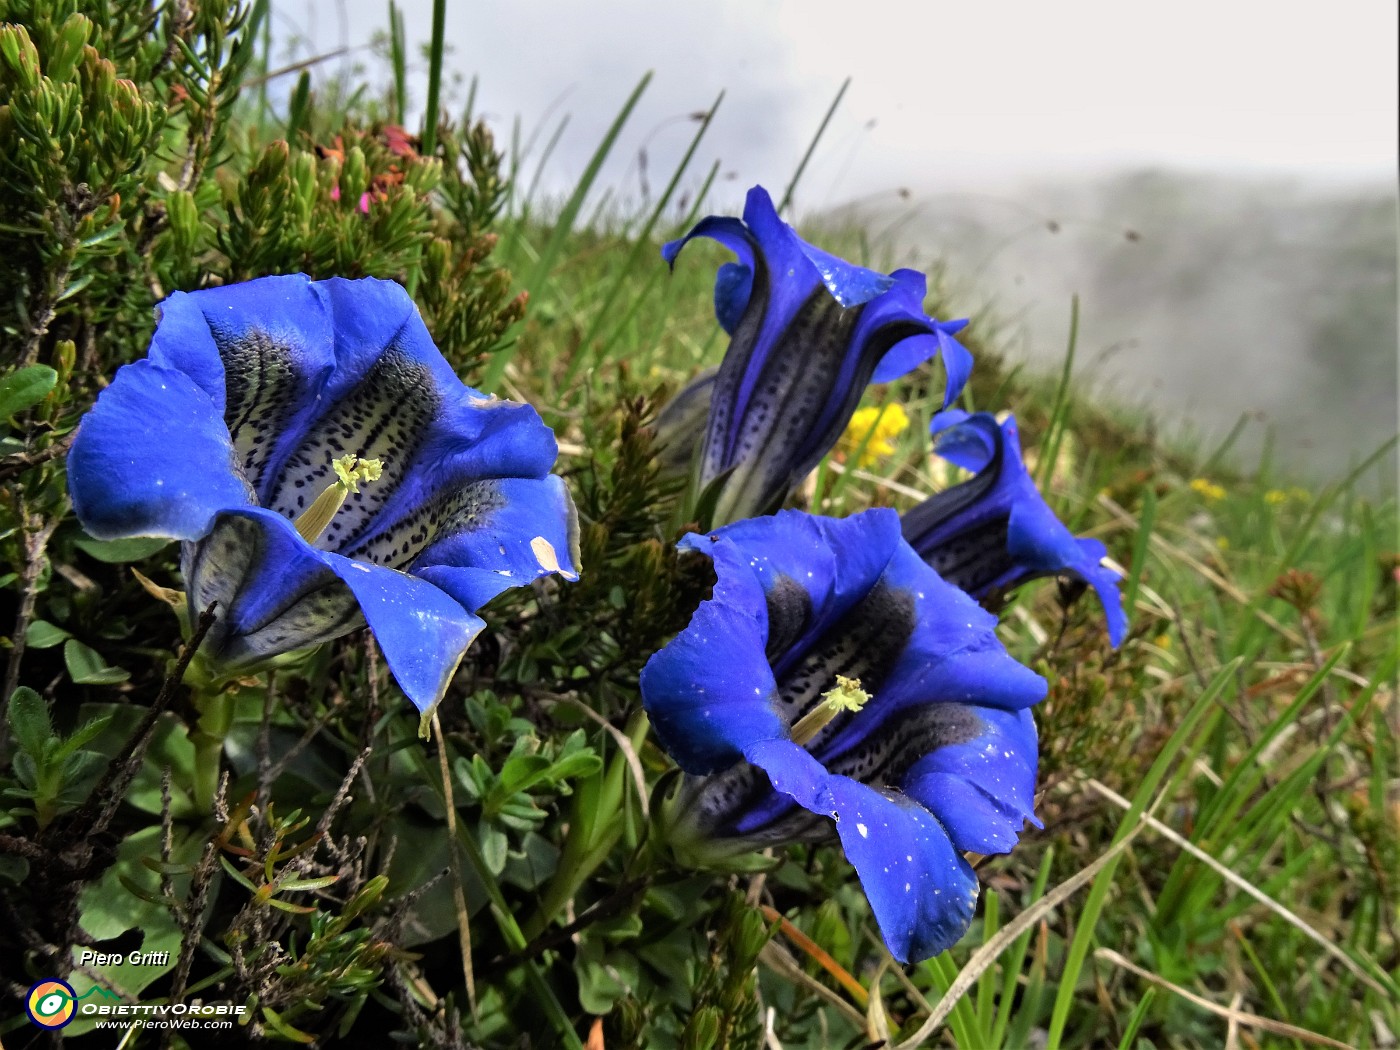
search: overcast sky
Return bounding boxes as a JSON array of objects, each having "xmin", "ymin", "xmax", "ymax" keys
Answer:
[
  {"xmin": 279, "ymin": 1, "xmax": 1397, "ymax": 478},
  {"xmin": 281, "ymin": 0, "xmax": 1398, "ymax": 209}
]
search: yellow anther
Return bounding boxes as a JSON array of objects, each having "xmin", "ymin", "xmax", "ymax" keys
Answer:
[
  {"xmin": 790, "ymin": 675, "xmax": 870, "ymax": 747},
  {"xmin": 293, "ymin": 454, "xmax": 383, "ymax": 544}
]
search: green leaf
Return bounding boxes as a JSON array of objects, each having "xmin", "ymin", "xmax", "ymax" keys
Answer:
[
  {"xmin": 63, "ymin": 639, "xmax": 130, "ymax": 685},
  {"xmin": 71, "ymin": 535, "xmax": 171, "ymax": 563},
  {"xmin": 0, "ymin": 364, "xmax": 57, "ymax": 419},
  {"xmin": 58, "ymin": 714, "xmax": 113, "ymax": 755},
  {"xmin": 77, "ymin": 826, "xmax": 206, "ymax": 999},
  {"xmin": 81, "ymin": 706, "xmax": 196, "ymax": 817},
  {"xmin": 479, "ymin": 822, "xmax": 508, "ymax": 875},
  {"xmin": 546, "ymin": 748, "xmax": 604, "ymax": 784},
  {"xmin": 24, "ymin": 619, "xmax": 70, "ymax": 649},
  {"xmin": 262, "ymin": 1005, "xmax": 316, "ymax": 1043},
  {"xmin": 278, "ymin": 874, "xmax": 340, "ymax": 892},
  {"xmin": 574, "ymin": 934, "xmax": 640, "ymax": 1014},
  {"xmin": 6, "ymin": 686, "xmax": 53, "ymax": 756}
]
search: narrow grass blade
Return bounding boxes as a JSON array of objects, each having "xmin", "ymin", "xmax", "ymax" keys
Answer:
[
  {"xmin": 1042, "ymin": 658, "xmax": 1241, "ymax": 1050},
  {"xmin": 420, "ymin": 0, "xmax": 447, "ymax": 155},
  {"xmin": 1088, "ymin": 777, "xmax": 1390, "ymax": 997},
  {"xmin": 1124, "ymin": 484, "xmax": 1155, "ymax": 620},
  {"xmin": 388, "ymin": 0, "xmax": 406, "ymax": 126},
  {"xmin": 1095, "ymin": 948, "xmax": 1354, "ymax": 1049},
  {"xmin": 563, "ymin": 91, "xmax": 724, "ymax": 387},
  {"xmin": 483, "ymin": 72, "xmax": 654, "ymax": 391},
  {"xmin": 1037, "ymin": 295, "xmax": 1079, "ymax": 492},
  {"xmin": 989, "ymin": 848, "xmax": 1054, "ymax": 1048},
  {"xmin": 920, "ymin": 950, "xmax": 989, "ymax": 1049},
  {"xmin": 522, "ymin": 115, "xmax": 572, "ymax": 212},
  {"xmin": 894, "ymin": 823, "xmax": 1148, "ymax": 1050},
  {"xmin": 778, "ymin": 77, "xmax": 850, "ymax": 215},
  {"xmin": 1115, "ymin": 986, "xmax": 1156, "ymax": 1050}
]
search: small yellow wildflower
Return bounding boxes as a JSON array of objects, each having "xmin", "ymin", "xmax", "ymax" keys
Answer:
[
  {"xmin": 1189, "ymin": 478, "xmax": 1226, "ymax": 502},
  {"xmin": 838, "ymin": 403, "xmax": 909, "ymax": 468},
  {"xmin": 1264, "ymin": 489, "xmax": 1288, "ymax": 505},
  {"xmin": 1215, "ymin": 535, "xmax": 1230, "ymax": 551}
]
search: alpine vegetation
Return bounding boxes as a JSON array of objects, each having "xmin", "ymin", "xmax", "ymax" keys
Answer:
[{"xmin": 2, "ymin": 5, "xmax": 1389, "ymax": 1046}]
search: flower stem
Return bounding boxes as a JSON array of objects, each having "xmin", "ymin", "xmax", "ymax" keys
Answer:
[
  {"xmin": 524, "ymin": 708, "xmax": 649, "ymax": 939},
  {"xmin": 189, "ymin": 688, "xmax": 234, "ymax": 815}
]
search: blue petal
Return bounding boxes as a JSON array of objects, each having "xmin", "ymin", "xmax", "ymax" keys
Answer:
[
  {"xmin": 902, "ymin": 707, "xmax": 1040, "ymax": 855},
  {"xmin": 740, "ymin": 186, "xmax": 893, "ymax": 309},
  {"xmin": 867, "ymin": 270, "xmax": 935, "ymax": 383},
  {"xmin": 742, "ymin": 737, "xmax": 831, "ymax": 815},
  {"xmin": 148, "ymin": 274, "xmax": 330, "ymax": 414},
  {"xmin": 827, "ymin": 776, "xmax": 980, "ymax": 963},
  {"xmin": 915, "ymin": 412, "xmax": 1128, "ymax": 644},
  {"xmin": 794, "ymin": 268, "xmax": 946, "ymax": 457},
  {"xmin": 928, "ymin": 409, "xmax": 996, "ymax": 472},
  {"xmin": 639, "ymin": 591, "xmax": 779, "ymax": 774},
  {"xmin": 328, "ymin": 395, "xmax": 563, "ymax": 566},
  {"xmin": 411, "ymin": 475, "xmax": 581, "ymax": 612},
  {"xmin": 662, "ymin": 215, "xmax": 756, "ymax": 274},
  {"xmin": 1007, "ymin": 512, "xmax": 1128, "ymax": 646},
  {"xmin": 644, "ymin": 511, "xmax": 902, "ymax": 773},
  {"xmin": 187, "ymin": 508, "xmax": 482, "ymax": 713},
  {"xmin": 838, "ymin": 540, "xmax": 1046, "ymax": 726},
  {"xmin": 1083, "ymin": 545, "xmax": 1129, "ymax": 648},
  {"xmin": 323, "ymin": 550, "xmax": 483, "ymax": 715},
  {"xmin": 318, "ymin": 276, "xmax": 464, "ymax": 396},
  {"xmin": 713, "ymin": 263, "xmax": 753, "ymax": 334},
  {"xmin": 149, "ymin": 275, "xmax": 337, "ymax": 493},
  {"xmin": 68, "ymin": 360, "xmax": 254, "ymax": 541},
  {"xmin": 184, "ymin": 508, "xmax": 361, "ymax": 668},
  {"xmin": 254, "ymin": 280, "xmax": 471, "ymax": 528},
  {"xmin": 936, "ymin": 326, "xmax": 974, "ymax": 407},
  {"xmin": 691, "ymin": 510, "xmax": 898, "ymax": 658}
]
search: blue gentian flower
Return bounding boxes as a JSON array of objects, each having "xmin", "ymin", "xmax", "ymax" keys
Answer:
[
  {"xmin": 68, "ymin": 274, "xmax": 580, "ymax": 715},
  {"xmin": 640, "ymin": 508, "xmax": 1046, "ymax": 963},
  {"xmin": 901, "ymin": 410, "xmax": 1127, "ymax": 646},
  {"xmin": 662, "ymin": 186, "xmax": 974, "ymax": 526}
]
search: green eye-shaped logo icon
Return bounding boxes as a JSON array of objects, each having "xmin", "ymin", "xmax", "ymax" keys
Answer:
[{"xmin": 26, "ymin": 979, "xmax": 77, "ymax": 1028}]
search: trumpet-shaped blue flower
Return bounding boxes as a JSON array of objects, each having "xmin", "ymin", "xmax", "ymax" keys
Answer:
[
  {"xmin": 662, "ymin": 186, "xmax": 973, "ymax": 525},
  {"xmin": 68, "ymin": 274, "xmax": 580, "ymax": 714},
  {"xmin": 640, "ymin": 509, "xmax": 1046, "ymax": 963},
  {"xmin": 901, "ymin": 411, "xmax": 1127, "ymax": 646}
]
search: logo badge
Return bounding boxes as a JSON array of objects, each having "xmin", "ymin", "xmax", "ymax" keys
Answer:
[{"xmin": 26, "ymin": 979, "xmax": 78, "ymax": 1028}]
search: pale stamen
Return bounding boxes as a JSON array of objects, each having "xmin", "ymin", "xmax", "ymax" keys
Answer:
[
  {"xmin": 293, "ymin": 454, "xmax": 383, "ymax": 544},
  {"xmin": 790, "ymin": 674, "xmax": 870, "ymax": 747}
]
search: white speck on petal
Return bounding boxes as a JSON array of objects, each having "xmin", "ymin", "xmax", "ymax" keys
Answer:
[
  {"xmin": 857, "ymin": 823, "xmax": 868, "ymax": 839},
  {"xmin": 531, "ymin": 536, "xmax": 561, "ymax": 573},
  {"xmin": 352, "ymin": 563, "xmax": 371, "ymax": 572}
]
